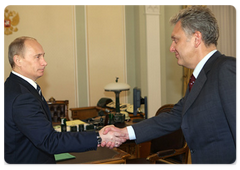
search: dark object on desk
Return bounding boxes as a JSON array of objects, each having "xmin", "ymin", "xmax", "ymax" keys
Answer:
[
  {"xmin": 114, "ymin": 113, "xmax": 125, "ymax": 123},
  {"xmin": 82, "ymin": 116, "xmax": 106, "ymax": 130},
  {"xmin": 97, "ymin": 98, "xmax": 113, "ymax": 108},
  {"xmin": 70, "ymin": 126, "xmax": 77, "ymax": 132},
  {"xmin": 126, "ymin": 104, "xmax": 189, "ymax": 164},
  {"xmin": 86, "ymin": 117, "xmax": 95, "ymax": 122},
  {"xmin": 105, "ymin": 109, "xmax": 125, "ymax": 125},
  {"xmin": 98, "ymin": 110, "xmax": 105, "ymax": 126},
  {"xmin": 61, "ymin": 117, "xmax": 67, "ymax": 132},
  {"xmin": 86, "ymin": 124, "xmax": 94, "ymax": 131},
  {"xmin": 133, "ymin": 87, "xmax": 148, "ymax": 121},
  {"xmin": 79, "ymin": 124, "xmax": 84, "ymax": 132},
  {"xmin": 114, "ymin": 122, "xmax": 126, "ymax": 128}
]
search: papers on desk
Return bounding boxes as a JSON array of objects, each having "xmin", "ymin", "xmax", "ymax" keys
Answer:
[
  {"xmin": 54, "ymin": 153, "xmax": 75, "ymax": 162},
  {"xmin": 66, "ymin": 119, "xmax": 86, "ymax": 126},
  {"xmin": 53, "ymin": 119, "xmax": 87, "ymax": 132}
]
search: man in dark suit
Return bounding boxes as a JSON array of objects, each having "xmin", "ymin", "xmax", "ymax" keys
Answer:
[
  {"xmin": 4, "ymin": 36, "xmax": 126, "ymax": 163},
  {"xmin": 103, "ymin": 6, "xmax": 236, "ymax": 163}
]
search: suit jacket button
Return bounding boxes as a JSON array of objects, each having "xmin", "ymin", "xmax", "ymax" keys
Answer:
[{"xmin": 190, "ymin": 149, "xmax": 194, "ymax": 153}]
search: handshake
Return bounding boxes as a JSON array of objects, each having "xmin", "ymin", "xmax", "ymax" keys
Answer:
[{"xmin": 98, "ymin": 125, "xmax": 129, "ymax": 149}]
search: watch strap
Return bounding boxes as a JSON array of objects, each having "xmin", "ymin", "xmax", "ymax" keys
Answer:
[{"xmin": 96, "ymin": 132, "xmax": 102, "ymax": 145}]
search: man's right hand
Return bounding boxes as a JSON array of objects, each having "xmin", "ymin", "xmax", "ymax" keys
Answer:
[{"xmin": 99, "ymin": 125, "xmax": 129, "ymax": 149}]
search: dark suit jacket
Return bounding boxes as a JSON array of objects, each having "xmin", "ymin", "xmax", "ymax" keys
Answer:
[
  {"xmin": 132, "ymin": 51, "xmax": 236, "ymax": 163},
  {"xmin": 5, "ymin": 73, "xmax": 97, "ymax": 164}
]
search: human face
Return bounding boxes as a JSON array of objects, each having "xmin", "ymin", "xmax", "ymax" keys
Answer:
[
  {"xmin": 170, "ymin": 21, "xmax": 196, "ymax": 69},
  {"xmin": 18, "ymin": 39, "xmax": 47, "ymax": 81}
]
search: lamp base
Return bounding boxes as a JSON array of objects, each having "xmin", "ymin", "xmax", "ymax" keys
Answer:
[{"xmin": 114, "ymin": 113, "xmax": 125, "ymax": 123}]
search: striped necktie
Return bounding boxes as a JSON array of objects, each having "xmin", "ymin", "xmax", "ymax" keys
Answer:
[
  {"xmin": 36, "ymin": 84, "xmax": 44, "ymax": 100},
  {"xmin": 189, "ymin": 74, "xmax": 196, "ymax": 92}
]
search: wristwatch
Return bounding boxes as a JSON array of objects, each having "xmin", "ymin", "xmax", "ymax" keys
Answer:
[{"xmin": 96, "ymin": 132, "xmax": 102, "ymax": 145}]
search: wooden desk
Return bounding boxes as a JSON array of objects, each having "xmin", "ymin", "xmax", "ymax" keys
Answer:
[
  {"xmin": 68, "ymin": 106, "xmax": 150, "ymax": 159},
  {"xmin": 70, "ymin": 106, "xmax": 100, "ymax": 120},
  {"xmin": 57, "ymin": 147, "xmax": 130, "ymax": 164},
  {"xmin": 70, "ymin": 106, "xmax": 116, "ymax": 121}
]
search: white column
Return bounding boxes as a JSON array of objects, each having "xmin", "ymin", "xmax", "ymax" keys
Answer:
[{"xmin": 145, "ymin": 6, "xmax": 161, "ymax": 118}]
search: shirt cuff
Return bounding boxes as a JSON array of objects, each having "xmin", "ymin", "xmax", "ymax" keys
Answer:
[{"xmin": 127, "ymin": 126, "xmax": 136, "ymax": 140}]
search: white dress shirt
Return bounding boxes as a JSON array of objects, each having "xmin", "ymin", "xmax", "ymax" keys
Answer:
[
  {"xmin": 127, "ymin": 50, "xmax": 217, "ymax": 140},
  {"xmin": 12, "ymin": 71, "xmax": 38, "ymax": 90},
  {"xmin": 192, "ymin": 50, "xmax": 217, "ymax": 78}
]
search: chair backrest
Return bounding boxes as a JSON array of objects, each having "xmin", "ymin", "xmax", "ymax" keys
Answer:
[
  {"xmin": 47, "ymin": 97, "xmax": 69, "ymax": 125},
  {"xmin": 150, "ymin": 104, "xmax": 186, "ymax": 163}
]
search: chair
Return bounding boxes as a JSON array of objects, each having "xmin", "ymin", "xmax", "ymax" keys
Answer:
[
  {"xmin": 126, "ymin": 104, "xmax": 189, "ymax": 164},
  {"xmin": 47, "ymin": 97, "xmax": 69, "ymax": 125}
]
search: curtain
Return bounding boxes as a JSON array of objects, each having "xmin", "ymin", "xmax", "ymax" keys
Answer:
[{"xmin": 208, "ymin": 5, "xmax": 236, "ymax": 58}]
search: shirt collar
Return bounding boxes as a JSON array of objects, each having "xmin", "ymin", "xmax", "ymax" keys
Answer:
[
  {"xmin": 193, "ymin": 50, "xmax": 217, "ymax": 78},
  {"xmin": 12, "ymin": 71, "xmax": 37, "ymax": 89}
]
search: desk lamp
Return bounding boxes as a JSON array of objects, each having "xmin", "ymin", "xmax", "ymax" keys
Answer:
[{"xmin": 104, "ymin": 77, "xmax": 130, "ymax": 123}]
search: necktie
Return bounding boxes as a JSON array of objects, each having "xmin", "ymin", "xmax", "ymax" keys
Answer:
[
  {"xmin": 189, "ymin": 74, "xmax": 196, "ymax": 92},
  {"xmin": 36, "ymin": 84, "xmax": 44, "ymax": 100}
]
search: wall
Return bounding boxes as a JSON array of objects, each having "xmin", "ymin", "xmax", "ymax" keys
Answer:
[
  {"xmin": 125, "ymin": 6, "xmax": 147, "ymax": 107},
  {"xmin": 3, "ymin": 5, "xmax": 236, "ymax": 119},
  {"xmin": 85, "ymin": 6, "xmax": 128, "ymax": 106},
  {"xmin": 125, "ymin": 6, "xmax": 136, "ymax": 104},
  {"xmin": 75, "ymin": 6, "xmax": 89, "ymax": 107},
  {"xmin": 4, "ymin": 6, "xmax": 78, "ymax": 110},
  {"xmin": 125, "ymin": 6, "xmax": 183, "ymax": 117},
  {"xmin": 7, "ymin": 6, "xmax": 233, "ymax": 119},
  {"xmin": 160, "ymin": 6, "xmax": 183, "ymax": 105}
]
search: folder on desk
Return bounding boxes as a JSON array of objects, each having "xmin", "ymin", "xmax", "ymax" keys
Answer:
[
  {"xmin": 54, "ymin": 153, "xmax": 76, "ymax": 162},
  {"xmin": 66, "ymin": 119, "xmax": 86, "ymax": 126},
  {"xmin": 53, "ymin": 119, "xmax": 87, "ymax": 132}
]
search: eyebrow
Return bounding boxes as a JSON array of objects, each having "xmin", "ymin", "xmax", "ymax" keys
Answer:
[
  {"xmin": 171, "ymin": 35, "xmax": 177, "ymax": 40},
  {"xmin": 33, "ymin": 53, "xmax": 45, "ymax": 58}
]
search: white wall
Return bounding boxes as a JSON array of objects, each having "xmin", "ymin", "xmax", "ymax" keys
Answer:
[
  {"xmin": 86, "ymin": 6, "xmax": 128, "ymax": 106},
  {"xmin": 4, "ymin": 6, "xmax": 78, "ymax": 110},
  {"xmin": 5, "ymin": 6, "xmax": 233, "ymax": 119}
]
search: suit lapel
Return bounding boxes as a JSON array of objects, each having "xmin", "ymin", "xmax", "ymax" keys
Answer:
[
  {"xmin": 182, "ymin": 51, "xmax": 222, "ymax": 116},
  {"xmin": 182, "ymin": 71, "xmax": 207, "ymax": 115},
  {"xmin": 41, "ymin": 97, "xmax": 52, "ymax": 121},
  {"xmin": 10, "ymin": 73, "xmax": 52, "ymax": 121}
]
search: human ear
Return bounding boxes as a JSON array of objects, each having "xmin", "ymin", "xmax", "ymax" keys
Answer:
[
  {"xmin": 194, "ymin": 31, "xmax": 202, "ymax": 48},
  {"xmin": 13, "ymin": 55, "xmax": 22, "ymax": 67}
]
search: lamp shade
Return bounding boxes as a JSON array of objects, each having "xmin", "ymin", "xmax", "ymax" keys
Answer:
[
  {"xmin": 104, "ymin": 82, "xmax": 130, "ymax": 91},
  {"xmin": 104, "ymin": 78, "xmax": 130, "ymax": 114}
]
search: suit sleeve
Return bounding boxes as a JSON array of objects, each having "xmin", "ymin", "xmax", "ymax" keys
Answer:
[
  {"xmin": 218, "ymin": 57, "xmax": 236, "ymax": 145},
  {"xmin": 12, "ymin": 93, "xmax": 97, "ymax": 154},
  {"xmin": 132, "ymin": 98, "xmax": 184, "ymax": 144}
]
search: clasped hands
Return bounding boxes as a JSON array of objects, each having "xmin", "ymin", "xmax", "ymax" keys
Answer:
[{"xmin": 98, "ymin": 125, "xmax": 129, "ymax": 149}]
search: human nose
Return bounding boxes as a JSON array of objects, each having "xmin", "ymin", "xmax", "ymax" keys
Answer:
[
  {"xmin": 170, "ymin": 41, "xmax": 175, "ymax": 53},
  {"xmin": 41, "ymin": 57, "xmax": 48, "ymax": 66}
]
